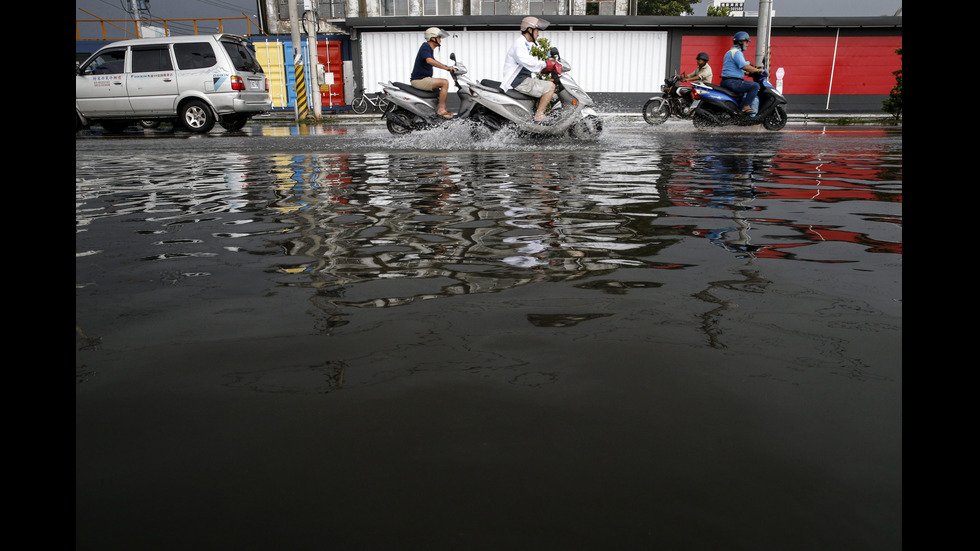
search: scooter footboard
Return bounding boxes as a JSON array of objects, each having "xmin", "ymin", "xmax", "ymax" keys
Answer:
[{"xmin": 698, "ymin": 97, "xmax": 739, "ymax": 115}]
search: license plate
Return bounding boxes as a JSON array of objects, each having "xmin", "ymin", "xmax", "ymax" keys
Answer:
[{"xmin": 249, "ymin": 80, "xmax": 260, "ymax": 90}]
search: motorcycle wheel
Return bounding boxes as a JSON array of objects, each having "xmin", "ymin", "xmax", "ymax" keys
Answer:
[
  {"xmin": 762, "ymin": 106, "xmax": 788, "ymax": 131},
  {"xmin": 385, "ymin": 108, "xmax": 414, "ymax": 135},
  {"xmin": 642, "ymin": 98, "xmax": 670, "ymax": 125}
]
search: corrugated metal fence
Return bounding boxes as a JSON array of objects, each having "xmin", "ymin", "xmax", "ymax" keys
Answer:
[{"xmin": 360, "ymin": 30, "xmax": 669, "ymax": 94}]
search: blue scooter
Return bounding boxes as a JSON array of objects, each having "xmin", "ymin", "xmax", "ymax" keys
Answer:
[{"xmin": 688, "ymin": 70, "xmax": 788, "ymax": 131}]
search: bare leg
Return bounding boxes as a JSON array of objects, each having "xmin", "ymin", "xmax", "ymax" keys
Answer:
[
  {"xmin": 435, "ymin": 78, "xmax": 450, "ymax": 116},
  {"xmin": 534, "ymin": 82, "xmax": 556, "ymax": 122}
]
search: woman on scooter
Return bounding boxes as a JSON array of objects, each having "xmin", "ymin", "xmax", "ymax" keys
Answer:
[
  {"xmin": 410, "ymin": 27, "xmax": 456, "ymax": 119},
  {"xmin": 720, "ymin": 31, "xmax": 764, "ymax": 115}
]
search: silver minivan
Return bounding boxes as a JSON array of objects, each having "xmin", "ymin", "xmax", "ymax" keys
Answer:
[{"xmin": 76, "ymin": 34, "xmax": 272, "ymax": 133}]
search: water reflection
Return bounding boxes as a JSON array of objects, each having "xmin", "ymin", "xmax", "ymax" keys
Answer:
[
  {"xmin": 76, "ymin": 134, "xmax": 902, "ymax": 314},
  {"xmin": 262, "ymin": 150, "xmax": 682, "ymax": 313}
]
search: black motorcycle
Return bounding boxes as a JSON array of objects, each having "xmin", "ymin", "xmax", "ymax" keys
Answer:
[{"xmin": 642, "ymin": 74, "xmax": 696, "ymax": 125}]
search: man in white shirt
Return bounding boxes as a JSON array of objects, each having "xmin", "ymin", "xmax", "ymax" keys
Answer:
[{"xmin": 502, "ymin": 17, "xmax": 560, "ymax": 123}]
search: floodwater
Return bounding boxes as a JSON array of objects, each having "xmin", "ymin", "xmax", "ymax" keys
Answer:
[{"xmin": 76, "ymin": 118, "xmax": 902, "ymax": 550}]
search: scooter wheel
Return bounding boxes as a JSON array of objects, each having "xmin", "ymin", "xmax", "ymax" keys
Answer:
[
  {"xmin": 762, "ymin": 106, "xmax": 788, "ymax": 131},
  {"xmin": 386, "ymin": 118, "xmax": 412, "ymax": 135},
  {"xmin": 385, "ymin": 108, "xmax": 414, "ymax": 135},
  {"xmin": 570, "ymin": 115, "xmax": 603, "ymax": 140},
  {"xmin": 642, "ymin": 98, "xmax": 670, "ymax": 125}
]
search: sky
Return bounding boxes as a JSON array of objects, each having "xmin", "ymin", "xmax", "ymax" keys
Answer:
[{"xmin": 75, "ymin": 0, "xmax": 903, "ymax": 21}]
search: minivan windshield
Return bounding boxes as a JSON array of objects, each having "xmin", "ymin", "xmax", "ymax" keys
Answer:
[{"xmin": 222, "ymin": 41, "xmax": 264, "ymax": 74}]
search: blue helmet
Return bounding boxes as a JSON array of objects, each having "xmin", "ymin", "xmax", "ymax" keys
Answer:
[{"xmin": 733, "ymin": 31, "xmax": 751, "ymax": 51}]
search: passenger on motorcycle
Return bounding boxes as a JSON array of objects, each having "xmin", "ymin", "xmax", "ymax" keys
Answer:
[
  {"xmin": 502, "ymin": 17, "xmax": 561, "ymax": 123},
  {"xmin": 681, "ymin": 52, "xmax": 713, "ymax": 84},
  {"xmin": 411, "ymin": 27, "xmax": 456, "ymax": 119},
  {"xmin": 720, "ymin": 32, "xmax": 765, "ymax": 115}
]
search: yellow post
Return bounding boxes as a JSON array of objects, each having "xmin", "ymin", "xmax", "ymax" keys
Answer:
[{"xmin": 295, "ymin": 61, "xmax": 309, "ymax": 120}]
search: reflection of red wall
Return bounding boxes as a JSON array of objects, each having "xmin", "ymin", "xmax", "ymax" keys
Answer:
[{"xmin": 680, "ymin": 35, "xmax": 901, "ymax": 95}]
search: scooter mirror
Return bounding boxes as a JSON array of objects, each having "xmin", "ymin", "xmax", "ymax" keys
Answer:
[
  {"xmin": 549, "ymin": 47, "xmax": 560, "ymax": 57},
  {"xmin": 450, "ymin": 53, "xmax": 456, "ymax": 61}
]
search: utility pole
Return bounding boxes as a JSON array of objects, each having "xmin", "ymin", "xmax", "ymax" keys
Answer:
[
  {"xmin": 756, "ymin": 0, "xmax": 773, "ymax": 68},
  {"xmin": 128, "ymin": 0, "xmax": 162, "ymax": 37},
  {"xmin": 305, "ymin": 6, "xmax": 322, "ymax": 119}
]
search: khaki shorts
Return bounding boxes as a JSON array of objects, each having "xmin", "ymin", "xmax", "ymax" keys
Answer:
[
  {"xmin": 411, "ymin": 77, "xmax": 442, "ymax": 91},
  {"xmin": 514, "ymin": 77, "xmax": 554, "ymax": 97}
]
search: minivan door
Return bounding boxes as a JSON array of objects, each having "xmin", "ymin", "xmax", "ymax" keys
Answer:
[
  {"xmin": 75, "ymin": 47, "xmax": 131, "ymax": 116},
  {"xmin": 127, "ymin": 45, "xmax": 179, "ymax": 115}
]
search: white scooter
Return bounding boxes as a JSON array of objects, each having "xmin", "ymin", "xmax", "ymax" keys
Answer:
[
  {"xmin": 378, "ymin": 54, "xmax": 476, "ymax": 135},
  {"xmin": 459, "ymin": 47, "xmax": 603, "ymax": 140}
]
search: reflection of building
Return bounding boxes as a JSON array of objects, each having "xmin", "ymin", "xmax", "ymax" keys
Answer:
[{"xmin": 265, "ymin": 151, "xmax": 675, "ymax": 308}]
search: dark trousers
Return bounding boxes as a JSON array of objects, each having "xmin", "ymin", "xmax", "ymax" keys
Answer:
[{"xmin": 721, "ymin": 78, "xmax": 760, "ymax": 109}]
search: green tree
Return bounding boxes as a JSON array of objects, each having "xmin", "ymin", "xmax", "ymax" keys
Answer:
[
  {"xmin": 637, "ymin": 0, "xmax": 702, "ymax": 16},
  {"xmin": 881, "ymin": 47, "xmax": 902, "ymax": 120},
  {"xmin": 707, "ymin": 5, "xmax": 732, "ymax": 16}
]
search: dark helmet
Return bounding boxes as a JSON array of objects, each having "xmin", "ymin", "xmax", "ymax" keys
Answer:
[
  {"xmin": 733, "ymin": 31, "xmax": 751, "ymax": 43},
  {"xmin": 696, "ymin": 52, "xmax": 709, "ymax": 62}
]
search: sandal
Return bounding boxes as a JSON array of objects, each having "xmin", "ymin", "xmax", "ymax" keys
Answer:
[{"xmin": 437, "ymin": 110, "xmax": 453, "ymax": 120}]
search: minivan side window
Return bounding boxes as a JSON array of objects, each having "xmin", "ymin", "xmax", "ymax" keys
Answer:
[
  {"xmin": 80, "ymin": 48, "xmax": 127, "ymax": 75},
  {"xmin": 173, "ymin": 42, "xmax": 217, "ymax": 70},
  {"xmin": 131, "ymin": 46, "xmax": 173, "ymax": 72},
  {"xmin": 222, "ymin": 41, "xmax": 265, "ymax": 73}
]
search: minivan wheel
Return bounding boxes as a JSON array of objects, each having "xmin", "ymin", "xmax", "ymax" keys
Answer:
[{"xmin": 179, "ymin": 100, "xmax": 215, "ymax": 133}]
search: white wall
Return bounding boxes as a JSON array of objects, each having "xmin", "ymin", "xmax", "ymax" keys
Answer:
[{"xmin": 360, "ymin": 29, "xmax": 668, "ymax": 94}]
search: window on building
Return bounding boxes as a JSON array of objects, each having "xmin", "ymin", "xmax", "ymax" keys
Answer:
[
  {"xmin": 380, "ymin": 0, "xmax": 409, "ymax": 15},
  {"xmin": 528, "ymin": 1, "xmax": 560, "ymax": 15},
  {"xmin": 275, "ymin": 0, "xmax": 290, "ymax": 19},
  {"xmin": 480, "ymin": 0, "xmax": 510, "ymax": 15},
  {"xmin": 586, "ymin": 0, "xmax": 615, "ymax": 15},
  {"xmin": 317, "ymin": 0, "xmax": 346, "ymax": 18},
  {"xmin": 276, "ymin": 0, "xmax": 347, "ymax": 19},
  {"xmin": 423, "ymin": 0, "xmax": 452, "ymax": 15}
]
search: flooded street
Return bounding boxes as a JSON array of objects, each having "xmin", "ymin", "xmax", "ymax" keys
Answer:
[{"xmin": 76, "ymin": 118, "xmax": 902, "ymax": 550}]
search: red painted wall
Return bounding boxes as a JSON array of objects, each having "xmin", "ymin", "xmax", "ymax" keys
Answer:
[{"xmin": 680, "ymin": 35, "xmax": 901, "ymax": 95}]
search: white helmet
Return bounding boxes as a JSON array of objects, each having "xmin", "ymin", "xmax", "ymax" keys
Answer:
[
  {"xmin": 521, "ymin": 17, "xmax": 550, "ymax": 32},
  {"xmin": 425, "ymin": 27, "xmax": 449, "ymax": 41}
]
